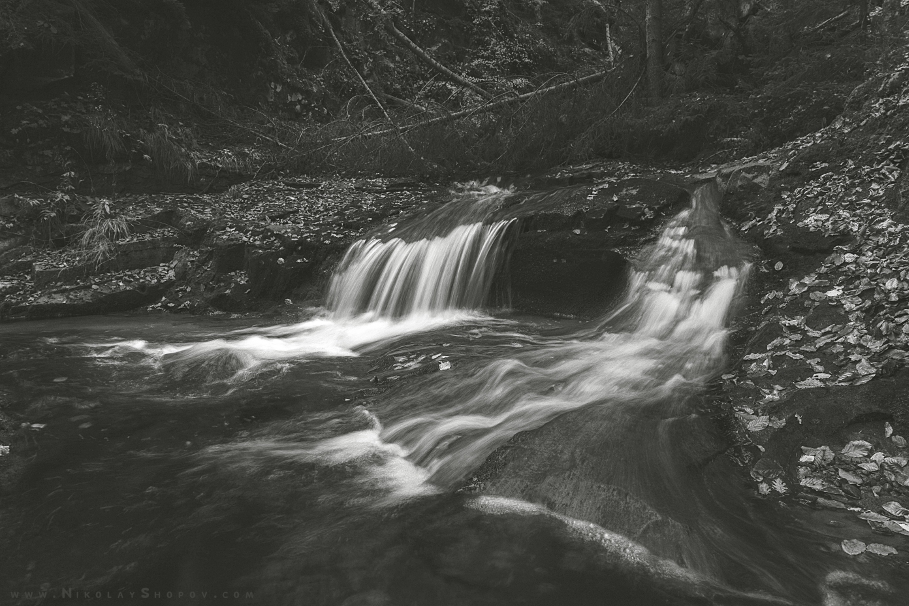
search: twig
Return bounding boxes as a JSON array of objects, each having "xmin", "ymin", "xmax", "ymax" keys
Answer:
[
  {"xmin": 151, "ymin": 75, "xmax": 294, "ymax": 150},
  {"xmin": 364, "ymin": 0, "xmax": 493, "ymax": 100},
  {"xmin": 343, "ymin": 65, "xmax": 620, "ymax": 141},
  {"xmin": 805, "ymin": 10, "xmax": 850, "ymax": 35},
  {"xmin": 319, "ymin": 8, "xmax": 417, "ymax": 157}
]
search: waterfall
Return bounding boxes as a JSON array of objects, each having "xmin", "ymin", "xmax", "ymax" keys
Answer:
[
  {"xmin": 327, "ymin": 219, "xmax": 515, "ymax": 318},
  {"xmin": 379, "ymin": 182, "xmax": 750, "ymax": 486},
  {"xmin": 327, "ymin": 184, "xmax": 516, "ymax": 319}
]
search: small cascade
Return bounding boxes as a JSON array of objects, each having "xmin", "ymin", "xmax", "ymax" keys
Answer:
[
  {"xmin": 379, "ymin": 182, "xmax": 750, "ymax": 486},
  {"xmin": 327, "ymin": 183, "xmax": 516, "ymax": 319},
  {"xmin": 151, "ymin": 184, "xmax": 518, "ymax": 377},
  {"xmin": 327, "ymin": 220, "xmax": 515, "ymax": 318}
]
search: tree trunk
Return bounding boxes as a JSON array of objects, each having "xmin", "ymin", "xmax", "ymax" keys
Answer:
[{"xmin": 645, "ymin": 0, "xmax": 663, "ymax": 99}]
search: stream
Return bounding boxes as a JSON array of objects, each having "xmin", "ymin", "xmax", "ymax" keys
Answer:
[{"xmin": 1, "ymin": 183, "xmax": 904, "ymax": 605}]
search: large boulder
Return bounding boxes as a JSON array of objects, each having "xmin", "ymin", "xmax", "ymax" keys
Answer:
[{"xmin": 494, "ymin": 178, "xmax": 690, "ymax": 317}]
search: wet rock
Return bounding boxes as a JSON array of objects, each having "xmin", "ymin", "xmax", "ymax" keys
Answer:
[
  {"xmin": 32, "ymin": 238, "xmax": 178, "ymax": 287},
  {"xmin": 492, "ymin": 178, "xmax": 688, "ymax": 317},
  {"xmin": 3, "ymin": 279, "xmax": 172, "ymax": 320},
  {"xmin": 162, "ymin": 348, "xmax": 253, "ymax": 384},
  {"xmin": 721, "ymin": 161, "xmax": 775, "ymax": 193},
  {"xmin": 804, "ymin": 302, "xmax": 849, "ymax": 331},
  {"xmin": 0, "ymin": 245, "xmax": 33, "ymax": 276},
  {"xmin": 173, "ymin": 209, "xmax": 211, "ymax": 244},
  {"xmin": 498, "ymin": 178, "xmax": 689, "ymax": 236},
  {"xmin": 787, "ymin": 230, "xmax": 852, "ymax": 255},
  {"xmin": 472, "ymin": 401, "xmax": 732, "ymax": 573},
  {"xmin": 246, "ymin": 250, "xmax": 318, "ymax": 300},
  {"xmin": 207, "ymin": 282, "xmax": 253, "ymax": 312},
  {"xmin": 212, "ymin": 242, "xmax": 247, "ymax": 275},
  {"xmin": 507, "ymin": 232, "xmax": 627, "ymax": 318},
  {"xmin": 757, "ymin": 369, "xmax": 909, "ymax": 486}
]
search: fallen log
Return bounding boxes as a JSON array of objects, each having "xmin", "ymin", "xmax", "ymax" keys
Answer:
[{"xmin": 346, "ymin": 67, "xmax": 618, "ymax": 141}]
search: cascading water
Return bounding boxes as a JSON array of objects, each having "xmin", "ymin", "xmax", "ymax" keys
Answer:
[
  {"xmin": 10, "ymin": 179, "xmax": 905, "ymax": 605},
  {"xmin": 153, "ymin": 184, "xmax": 518, "ymax": 373},
  {"xmin": 379, "ymin": 181, "xmax": 750, "ymax": 486},
  {"xmin": 326, "ymin": 219, "xmax": 514, "ymax": 318}
]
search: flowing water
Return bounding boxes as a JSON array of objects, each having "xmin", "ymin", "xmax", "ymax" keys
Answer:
[{"xmin": 0, "ymin": 183, "xmax": 904, "ymax": 605}]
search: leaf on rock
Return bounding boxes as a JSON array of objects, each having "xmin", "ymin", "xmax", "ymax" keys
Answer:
[
  {"xmin": 816, "ymin": 497, "xmax": 847, "ymax": 509},
  {"xmin": 882, "ymin": 501, "xmax": 909, "ymax": 519},
  {"xmin": 800, "ymin": 476, "xmax": 826, "ymax": 491},
  {"xmin": 884, "ymin": 520, "xmax": 909, "ymax": 536},
  {"xmin": 840, "ymin": 440, "xmax": 872, "ymax": 458},
  {"xmin": 838, "ymin": 468, "xmax": 863, "ymax": 484},
  {"xmin": 795, "ymin": 377, "xmax": 825, "ymax": 389},
  {"xmin": 858, "ymin": 511, "xmax": 890, "ymax": 522},
  {"xmin": 855, "ymin": 359, "xmax": 877, "ymax": 376},
  {"xmin": 801, "ymin": 445, "xmax": 835, "ymax": 465},
  {"xmin": 747, "ymin": 416, "xmax": 770, "ymax": 432},
  {"xmin": 865, "ymin": 543, "xmax": 898, "ymax": 556},
  {"xmin": 841, "ymin": 539, "xmax": 866, "ymax": 555},
  {"xmin": 884, "ymin": 456, "xmax": 908, "ymax": 467}
]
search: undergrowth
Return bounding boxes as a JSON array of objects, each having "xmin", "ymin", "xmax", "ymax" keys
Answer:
[
  {"xmin": 80, "ymin": 198, "xmax": 130, "ymax": 267},
  {"xmin": 140, "ymin": 121, "xmax": 198, "ymax": 183}
]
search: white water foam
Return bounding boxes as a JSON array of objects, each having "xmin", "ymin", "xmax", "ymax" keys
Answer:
[
  {"xmin": 379, "ymin": 184, "xmax": 751, "ymax": 486},
  {"xmin": 194, "ymin": 418, "xmax": 439, "ymax": 505},
  {"xmin": 327, "ymin": 219, "xmax": 515, "ymax": 318},
  {"xmin": 85, "ymin": 184, "xmax": 515, "ymax": 374}
]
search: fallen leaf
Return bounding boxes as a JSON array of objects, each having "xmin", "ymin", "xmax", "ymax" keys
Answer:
[
  {"xmin": 882, "ymin": 501, "xmax": 909, "ymax": 519},
  {"xmin": 858, "ymin": 511, "xmax": 890, "ymax": 522},
  {"xmin": 816, "ymin": 497, "xmax": 847, "ymax": 509},
  {"xmin": 772, "ymin": 478, "xmax": 788, "ymax": 494},
  {"xmin": 838, "ymin": 468, "xmax": 863, "ymax": 485},
  {"xmin": 802, "ymin": 445, "xmax": 835, "ymax": 465},
  {"xmin": 438, "ymin": 361, "xmax": 451, "ymax": 371},
  {"xmin": 858, "ymin": 462, "xmax": 879, "ymax": 472},
  {"xmin": 841, "ymin": 539, "xmax": 866, "ymax": 555},
  {"xmin": 884, "ymin": 520, "xmax": 909, "ymax": 536},
  {"xmin": 800, "ymin": 477, "xmax": 826, "ymax": 490},
  {"xmin": 892, "ymin": 435, "xmax": 907, "ymax": 448},
  {"xmin": 747, "ymin": 416, "xmax": 770, "ymax": 432},
  {"xmin": 841, "ymin": 440, "xmax": 872, "ymax": 458},
  {"xmin": 885, "ymin": 422, "xmax": 894, "ymax": 438},
  {"xmin": 865, "ymin": 543, "xmax": 897, "ymax": 556}
]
